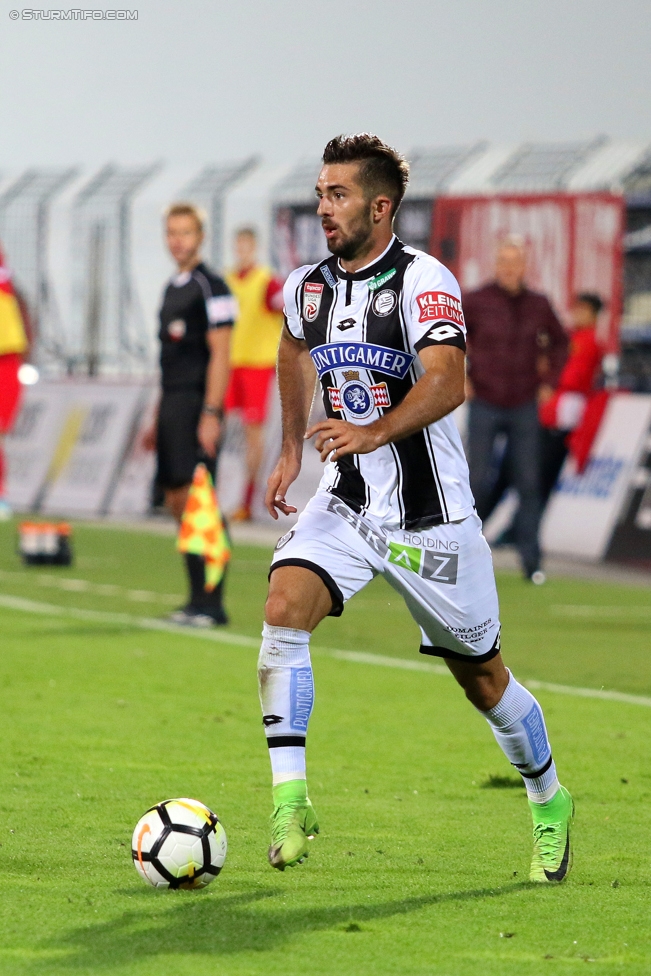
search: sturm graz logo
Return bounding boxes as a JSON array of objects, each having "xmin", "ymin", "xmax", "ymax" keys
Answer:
[{"xmin": 372, "ymin": 289, "xmax": 397, "ymax": 317}]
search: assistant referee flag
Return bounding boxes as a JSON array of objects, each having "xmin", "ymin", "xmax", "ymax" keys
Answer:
[{"xmin": 177, "ymin": 464, "xmax": 231, "ymax": 590}]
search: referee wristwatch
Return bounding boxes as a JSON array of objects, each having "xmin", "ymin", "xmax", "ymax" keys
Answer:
[{"xmin": 202, "ymin": 404, "xmax": 224, "ymax": 420}]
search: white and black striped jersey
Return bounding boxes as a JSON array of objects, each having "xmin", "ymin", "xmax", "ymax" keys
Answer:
[{"xmin": 284, "ymin": 236, "xmax": 475, "ymax": 530}]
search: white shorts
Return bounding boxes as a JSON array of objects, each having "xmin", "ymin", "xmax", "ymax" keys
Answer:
[{"xmin": 270, "ymin": 491, "xmax": 501, "ymax": 663}]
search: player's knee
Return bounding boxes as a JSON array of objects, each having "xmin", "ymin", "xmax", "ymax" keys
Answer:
[
  {"xmin": 451, "ymin": 665, "xmax": 508, "ymax": 711},
  {"xmin": 462, "ymin": 679, "xmax": 496, "ymax": 711},
  {"xmin": 264, "ymin": 590, "xmax": 296, "ymax": 627}
]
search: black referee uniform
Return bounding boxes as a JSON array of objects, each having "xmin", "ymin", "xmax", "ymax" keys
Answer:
[{"xmin": 157, "ymin": 261, "xmax": 235, "ymax": 622}]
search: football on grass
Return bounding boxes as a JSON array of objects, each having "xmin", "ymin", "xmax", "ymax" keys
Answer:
[{"xmin": 132, "ymin": 797, "xmax": 227, "ymax": 889}]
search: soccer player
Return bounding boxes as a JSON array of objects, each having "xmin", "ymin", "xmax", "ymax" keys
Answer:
[
  {"xmin": 257, "ymin": 134, "xmax": 574, "ymax": 882},
  {"xmin": 146, "ymin": 203, "xmax": 235, "ymax": 626},
  {"xmin": 225, "ymin": 228, "xmax": 284, "ymax": 521}
]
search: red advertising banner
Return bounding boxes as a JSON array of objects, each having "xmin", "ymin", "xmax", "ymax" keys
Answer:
[{"xmin": 431, "ymin": 193, "xmax": 625, "ymax": 352}]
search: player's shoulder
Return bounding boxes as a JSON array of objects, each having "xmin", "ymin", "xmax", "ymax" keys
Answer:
[
  {"xmin": 284, "ymin": 259, "xmax": 332, "ymax": 287},
  {"xmin": 192, "ymin": 262, "xmax": 231, "ymax": 297},
  {"xmin": 283, "ymin": 263, "xmax": 313, "ymax": 291},
  {"xmin": 283, "ymin": 260, "xmax": 332, "ymax": 306},
  {"xmin": 401, "ymin": 245, "xmax": 461, "ymax": 296}
]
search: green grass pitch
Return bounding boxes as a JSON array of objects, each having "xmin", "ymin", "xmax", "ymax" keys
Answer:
[{"xmin": 0, "ymin": 518, "xmax": 650, "ymax": 975}]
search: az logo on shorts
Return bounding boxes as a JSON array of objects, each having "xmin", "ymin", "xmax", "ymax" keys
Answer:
[{"xmin": 388, "ymin": 542, "xmax": 458, "ymax": 584}]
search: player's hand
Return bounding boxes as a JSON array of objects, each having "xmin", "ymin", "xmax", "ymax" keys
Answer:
[
  {"xmin": 141, "ymin": 424, "xmax": 157, "ymax": 451},
  {"xmin": 265, "ymin": 452, "xmax": 301, "ymax": 519},
  {"xmin": 197, "ymin": 414, "xmax": 221, "ymax": 458},
  {"xmin": 306, "ymin": 419, "xmax": 381, "ymax": 462}
]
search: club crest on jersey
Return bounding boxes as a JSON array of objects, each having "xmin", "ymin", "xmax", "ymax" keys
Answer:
[
  {"xmin": 328, "ymin": 370, "xmax": 391, "ymax": 420},
  {"xmin": 416, "ymin": 291, "xmax": 465, "ymax": 326},
  {"xmin": 303, "ymin": 282, "xmax": 324, "ymax": 322},
  {"xmin": 372, "ymin": 289, "xmax": 398, "ymax": 317}
]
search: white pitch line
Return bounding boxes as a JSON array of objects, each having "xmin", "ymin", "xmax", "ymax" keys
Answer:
[
  {"xmin": 0, "ymin": 594, "xmax": 259, "ymax": 648},
  {"xmin": 523, "ymin": 678, "xmax": 651, "ymax": 708},
  {"xmin": 552, "ymin": 604, "xmax": 651, "ymax": 620},
  {"xmin": 2, "ymin": 592, "xmax": 651, "ymax": 709},
  {"xmin": 0, "ymin": 569, "xmax": 182, "ymax": 605},
  {"xmin": 326, "ymin": 649, "xmax": 450, "ymax": 676}
]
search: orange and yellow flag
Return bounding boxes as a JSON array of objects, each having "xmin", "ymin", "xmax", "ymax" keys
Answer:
[
  {"xmin": 177, "ymin": 464, "xmax": 231, "ymax": 590},
  {"xmin": 0, "ymin": 247, "xmax": 28, "ymax": 356}
]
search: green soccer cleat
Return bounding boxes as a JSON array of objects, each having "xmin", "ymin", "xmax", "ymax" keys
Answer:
[
  {"xmin": 529, "ymin": 785, "xmax": 575, "ymax": 883},
  {"xmin": 268, "ymin": 780, "xmax": 319, "ymax": 871}
]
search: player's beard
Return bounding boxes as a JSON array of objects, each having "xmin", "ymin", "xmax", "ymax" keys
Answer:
[{"xmin": 324, "ymin": 207, "xmax": 374, "ymax": 261}]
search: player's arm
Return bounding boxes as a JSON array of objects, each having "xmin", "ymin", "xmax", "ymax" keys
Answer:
[
  {"xmin": 197, "ymin": 279, "xmax": 236, "ymax": 457},
  {"xmin": 308, "ymin": 344, "xmax": 464, "ymax": 461},
  {"xmin": 265, "ymin": 323, "xmax": 317, "ymax": 518}
]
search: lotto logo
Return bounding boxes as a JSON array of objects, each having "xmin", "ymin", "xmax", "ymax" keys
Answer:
[
  {"xmin": 426, "ymin": 323, "xmax": 462, "ymax": 342},
  {"xmin": 416, "ymin": 291, "xmax": 465, "ymax": 325}
]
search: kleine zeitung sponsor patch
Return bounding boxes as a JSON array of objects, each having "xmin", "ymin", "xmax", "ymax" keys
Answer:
[{"xmin": 416, "ymin": 291, "xmax": 465, "ymax": 325}]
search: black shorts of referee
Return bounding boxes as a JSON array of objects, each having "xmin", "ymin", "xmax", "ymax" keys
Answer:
[{"xmin": 155, "ymin": 386, "xmax": 217, "ymax": 490}]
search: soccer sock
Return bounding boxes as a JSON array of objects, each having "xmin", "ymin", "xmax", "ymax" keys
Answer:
[
  {"xmin": 258, "ymin": 623, "xmax": 314, "ymax": 787},
  {"xmin": 481, "ymin": 670, "xmax": 560, "ymax": 803}
]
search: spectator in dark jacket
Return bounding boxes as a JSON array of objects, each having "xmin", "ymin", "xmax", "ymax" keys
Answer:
[{"xmin": 464, "ymin": 236, "xmax": 568, "ymax": 581}]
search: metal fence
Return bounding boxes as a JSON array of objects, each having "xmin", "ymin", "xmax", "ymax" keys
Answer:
[{"xmin": 0, "ymin": 169, "xmax": 76, "ymax": 367}]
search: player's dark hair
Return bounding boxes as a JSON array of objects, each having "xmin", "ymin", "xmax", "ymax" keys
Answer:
[
  {"xmin": 575, "ymin": 292, "xmax": 604, "ymax": 317},
  {"xmin": 236, "ymin": 226, "xmax": 257, "ymax": 240},
  {"xmin": 322, "ymin": 133, "xmax": 410, "ymax": 216}
]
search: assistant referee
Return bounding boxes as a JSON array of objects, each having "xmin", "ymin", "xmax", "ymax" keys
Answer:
[{"xmin": 147, "ymin": 203, "xmax": 235, "ymax": 626}]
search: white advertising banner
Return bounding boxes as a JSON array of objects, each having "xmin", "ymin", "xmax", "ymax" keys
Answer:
[
  {"xmin": 5, "ymin": 383, "xmax": 71, "ymax": 510},
  {"xmin": 108, "ymin": 386, "xmax": 159, "ymax": 516},
  {"xmin": 541, "ymin": 393, "xmax": 651, "ymax": 560},
  {"xmin": 40, "ymin": 382, "xmax": 146, "ymax": 516}
]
